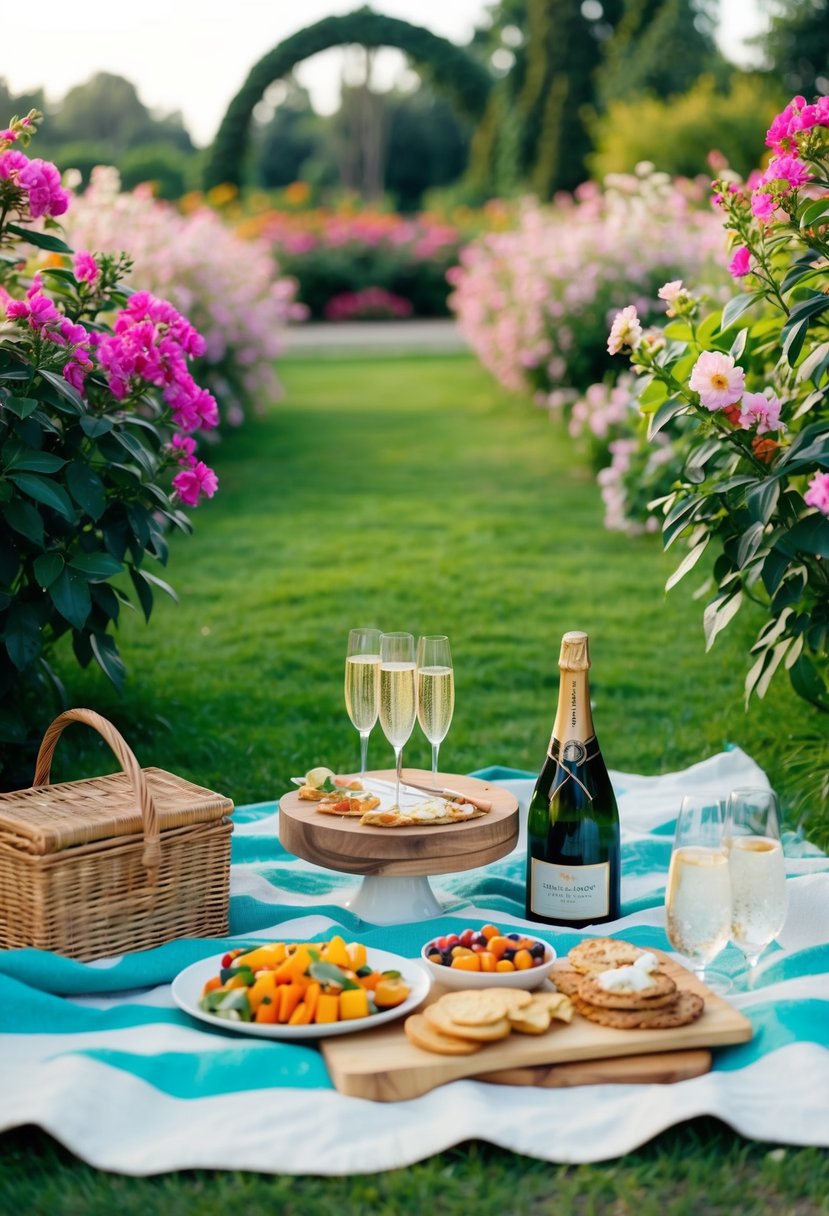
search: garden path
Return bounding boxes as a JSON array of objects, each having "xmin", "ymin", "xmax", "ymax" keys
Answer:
[{"xmin": 283, "ymin": 318, "xmax": 467, "ymax": 355}]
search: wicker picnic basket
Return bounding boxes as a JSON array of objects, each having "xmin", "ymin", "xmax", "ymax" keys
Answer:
[{"xmin": 0, "ymin": 708, "xmax": 234, "ymax": 960}]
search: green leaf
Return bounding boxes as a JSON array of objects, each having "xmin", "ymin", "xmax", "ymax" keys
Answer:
[
  {"xmin": 68, "ymin": 551, "xmax": 124, "ymax": 580},
  {"xmin": 647, "ymin": 397, "xmax": 687, "ymax": 439},
  {"xmin": 663, "ymin": 495, "xmax": 703, "ymax": 548},
  {"xmin": 113, "ymin": 430, "xmax": 156, "ymax": 478},
  {"xmin": 737, "ymin": 521, "xmax": 766, "ymax": 569},
  {"xmin": 49, "ymin": 567, "xmax": 92, "ymax": 630},
  {"xmin": 798, "ymin": 341, "xmax": 829, "ymax": 386},
  {"xmin": 9, "ymin": 472, "xmax": 74, "ymax": 520},
  {"xmin": 746, "ymin": 479, "xmax": 780, "ymax": 526},
  {"xmin": 308, "ymin": 961, "xmax": 360, "ymax": 990},
  {"xmin": 665, "ymin": 538, "xmax": 709, "ymax": 591},
  {"xmin": 639, "ymin": 379, "xmax": 668, "ymax": 409},
  {"xmin": 728, "ymin": 327, "xmax": 748, "ymax": 362},
  {"xmin": 720, "ymin": 294, "xmax": 760, "ymax": 332},
  {"xmin": 704, "ymin": 590, "xmax": 743, "ymax": 651},
  {"xmin": 5, "ymin": 222, "xmax": 72, "ymax": 253},
  {"xmin": 778, "ymin": 514, "xmax": 829, "ymax": 559},
  {"xmin": 663, "ymin": 321, "xmax": 692, "ymax": 341},
  {"xmin": 4, "ymin": 499, "xmax": 44, "ymax": 546},
  {"xmin": 139, "ymin": 569, "xmax": 178, "ymax": 602},
  {"xmin": 5, "ymin": 625, "xmax": 41, "ymax": 671},
  {"xmin": 39, "ymin": 267, "xmax": 79, "ymax": 285},
  {"xmin": 33, "ymin": 552, "xmax": 64, "ymax": 589},
  {"xmin": 761, "ymin": 548, "xmax": 790, "ymax": 597},
  {"xmin": 129, "ymin": 566, "xmax": 154, "ymax": 622},
  {"xmin": 3, "ymin": 448, "xmax": 65, "ymax": 474},
  {"xmin": 799, "ymin": 195, "xmax": 829, "ymax": 230},
  {"xmin": 37, "ymin": 369, "xmax": 84, "ymax": 413},
  {"xmin": 79, "ymin": 415, "xmax": 114, "ymax": 439},
  {"xmin": 2, "ymin": 396, "xmax": 39, "ymax": 419},
  {"xmin": 783, "ymin": 316, "xmax": 811, "ymax": 366},
  {"xmin": 696, "ymin": 312, "xmax": 721, "ymax": 345},
  {"xmin": 789, "ymin": 654, "xmax": 829, "ymax": 710},
  {"xmin": 65, "ymin": 462, "xmax": 106, "ymax": 521},
  {"xmin": 89, "ymin": 632, "xmax": 126, "ymax": 693}
]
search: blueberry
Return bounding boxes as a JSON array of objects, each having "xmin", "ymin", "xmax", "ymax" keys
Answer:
[
  {"xmin": 424, "ymin": 942, "xmax": 436, "ymax": 955},
  {"xmin": 474, "ymin": 933, "xmax": 488, "ymax": 947},
  {"xmin": 530, "ymin": 942, "xmax": 546, "ymax": 959},
  {"xmin": 507, "ymin": 932, "xmax": 521, "ymax": 941},
  {"xmin": 441, "ymin": 950, "xmax": 454, "ymax": 966},
  {"xmin": 503, "ymin": 948, "xmax": 516, "ymax": 961}
]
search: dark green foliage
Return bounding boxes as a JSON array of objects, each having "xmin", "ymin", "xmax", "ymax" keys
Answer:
[
  {"xmin": 754, "ymin": 0, "xmax": 829, "ymax": 95},
  {"xmin": 254, "ymin": 81, "xmax": 328, "ymax": 190},
  {"xmin": 118, "ymin": 143, "xmax": 192, "ymax": 198},
  {"xmin": 205, "ymin": 13, "xmax": 493, "ymax": 189},
  {"xmin": 49, "ymin": 72, "xmax": 193, "ymax": 157}
]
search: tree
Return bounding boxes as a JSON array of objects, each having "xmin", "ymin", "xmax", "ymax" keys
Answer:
[
  {"xmin": 385, "ymin": 87, "xmax": 470, "ymax": 211},
  {"xmin": 754, "ymin": 0, "xmax": 829, "ymax": 94},
  {"xmin": 253, "ymin": 80, "xmax": 326, "ymax": 189},
  {"xmin": 51, "ymin": 73, "xmax": 193, "ymax": 157}
]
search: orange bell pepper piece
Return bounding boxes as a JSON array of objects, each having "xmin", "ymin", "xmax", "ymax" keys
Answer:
[
  {"xmin": 314, "ymin": 993, "xmax": 340, "ymax": 1024},
  {"xmin": 278, "ymin": 982, "xmax": 304, "ymax": 1023}
]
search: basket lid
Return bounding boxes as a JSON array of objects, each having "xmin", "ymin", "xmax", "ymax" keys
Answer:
[{"xmin": 0, "ymin": 768, "xmax": 233, "ymax": 856}]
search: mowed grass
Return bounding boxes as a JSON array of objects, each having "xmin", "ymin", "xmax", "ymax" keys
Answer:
[{"xmin": 4, "ymin": 353, "xmax": 826, "ymax": 1212}]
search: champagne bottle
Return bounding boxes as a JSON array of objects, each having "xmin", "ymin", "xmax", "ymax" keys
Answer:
[{"xmin": 525, "ymin": 631, "xmax": 621, "ymax": 926}]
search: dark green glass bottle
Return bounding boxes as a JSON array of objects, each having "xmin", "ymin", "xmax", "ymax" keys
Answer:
[{"xmin": 525, "ymin": 631, "xmax": 621, "ymax": 927}]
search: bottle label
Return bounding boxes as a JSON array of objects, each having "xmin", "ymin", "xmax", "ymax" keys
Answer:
[{"xmin": 529, "ymin": 857, "xmax": 610, "ymax": 921}]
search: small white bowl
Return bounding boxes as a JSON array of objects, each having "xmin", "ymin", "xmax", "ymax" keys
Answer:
[{"xmin": 420, "ymin": 935, "xmax": 557, "ymax": 991}]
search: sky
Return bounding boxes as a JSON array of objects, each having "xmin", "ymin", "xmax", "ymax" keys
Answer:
[{"xmin": 7, "ymin": 0, "xmax": 769, "ymax": 148}]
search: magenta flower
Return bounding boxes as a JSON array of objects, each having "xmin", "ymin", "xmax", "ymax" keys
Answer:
[
  {"xmin": 0, "ymin": 128, "xmax": 17, "ymax": 144},
  {"xmin": 728, "ymin": 247, "xmax": 752, "ymax": 278},
  {"xmin": 73, "ymin": 250, "xmax": 100, "ymax": 285},
  {"xmin": 689, "ymin": 351, "xmax": 745, "ymax": 411},
  {"xmin": 0, "ymin": 149, "xmax": 29, "ymax": 180},
  {"xmin": 739, "ymin": 391, "xmax": 783, "ymax": 435},
  {"xmin": 17, "ymin": 158, "xmax": 69, "ymax": 218},
  {"xmin": 172, "ymin": 460, "xmax": 219, "ymax": 507},
  {"xmin": 751, "ymin": 190, "xmax": 776, "ymax": 222},
  {"xmin": 762, "ymin": 153, "xmax": 813, "ymax": 191},
  {"xmin": 804, "ymin": 472, "xmax": 829, "ymax": 515},
  {"xmin": 7, "ymin": 289, "xmax": 60, "ymax": 330},
  {"xmin": 171, "ymin": 433, "xmax": 197, "ymax": 465}
]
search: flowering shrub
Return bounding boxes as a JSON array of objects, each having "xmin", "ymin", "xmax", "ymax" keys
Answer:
[
  {"xmin": 64, "ymin": 169, "xmax": 303, "ymax": 428},
  {"xmin": 0, "ymin": 113, "xmax": 219, "ymax": 773},
  {"xmin": 324, "ymin": 286, "xmax": 413, "ymax": 322},
  {"xmin": 448, "ymin": 168, "xmax": 727, "ymax": 400},
  {"xmin": 237, "ymin": 206, "xmax": 463, "ymax": 320},
  {"xmin": 609, "ymin": 94, "xmax": 829, "ymax": 716}
]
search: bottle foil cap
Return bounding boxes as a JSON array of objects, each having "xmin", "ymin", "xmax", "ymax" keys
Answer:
[{"xmin": 559, "ymin": 630, "xmax": 590, "ymax": 670}]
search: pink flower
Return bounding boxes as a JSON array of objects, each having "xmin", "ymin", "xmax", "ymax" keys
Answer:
[
  {"xmin": 751, "ymin": 190, "xmax": 776, "ymax": 222},
  {"xmin": 728, "ymin": 246, "xmax": 752, "ymax": 278},
  {"xmin": 657, "ymin": 280, "xmax": 688, "ymax": 316},
  {"xmin": 73, "ymin": 250, "xmax": 100, "ymax": 285},
  {"xmin": 17, "ymin": 158, "xmax": 69, "ymax": 218},
  {"xmin": 171, "ymin": 433, "xmax": 197, "ymax": 465},
  {"xmin": 689, "ymin": 351, "xmax": 745, "ymax": 411},
  {"xmin": 739, "ymin": 391, "xmax": 783, "ymax": 435},
  {"xmin": 7, "ymin": 289, "xmax": 60, "ymax": 330},
  {"xmin": 607, "ymin": 305, "xmax": 642, "ymax": 355},
  {"xmin": 804, "ymin": 471, "xmax": 829, "ymax": 515},
  {"xmin": 172, "ymin": 460, "xmax": 219, "ymax": 506},
  {"xmin": 761, "ymin": 153, "xmax": 812, "ymax": 191},
  {"xmin": 0, "ymin": 149, "xmax": 29, "ymax": 180},
  {"xmin": 0, "ymin": 129, "xmax": 17, "ymax": 144}
]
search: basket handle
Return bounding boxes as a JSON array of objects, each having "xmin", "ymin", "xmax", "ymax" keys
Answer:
[{"xmin": 34, "ymin": 708, "xmax": 161, "ymax": 871}]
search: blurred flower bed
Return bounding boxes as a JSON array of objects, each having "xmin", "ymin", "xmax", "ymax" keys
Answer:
[
  {"xmin": 448, "ymin": 168, "xmax": 728, "ymax": 408},
  {"xmin": 64, "ymin": 169, "xmax": 305, "ymax": 428},
  {"xmin": 226, "ymin": 191, "xmax": 513, "ymax": 320}
]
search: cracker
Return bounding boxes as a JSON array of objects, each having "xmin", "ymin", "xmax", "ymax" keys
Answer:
[
  {"xmin": 476, "ymin": 988, "xmax": 534, "ymax": 1011},
  {"xmin": 530, "ymin": 991, "xmax": 574, "ymax": 1022},
  {"xmin": 404, "ymin": 1013, "xmax": 483, "ymax": 1056},
  {"xmin": 577, "ymin": 970, "xmax": 677, "ymax": 1011},
  {"xmin": 423, "ymin": 1001, "xmax": 511, "ymax": 1042},
  {"xmin": 569, "ymin": 937, "xmax": 644, "ymax": 974},
  {"xmin": 507, "ymin": 1000, "xmax": 551, "ymax": 1035},
  {"xmin": 439, "ymin": 993, "xmax": 507, "ymax": 1027},
  {"xmin": 549, "ymin": 965, "xmax": 583, "ymax": 996},
  {"xmin": 572, "ymin": 990, "xmax": 705, "ymax": 1030}
]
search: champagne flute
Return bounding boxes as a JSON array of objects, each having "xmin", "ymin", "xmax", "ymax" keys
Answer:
[
  {"xmin": 665, "ymin": 795, "xmax": 732, "ymax": 992},
  {"xmin": 344, "ymin": 628, "xmax": 380, "ymax": 779},
  {"xmin": 378, "ymin": 632, "xmax": 416, "ymax": 808},
  {"xmin": 416, "ymin": 635, "xmax": 455, "ymax": 779},
  {"xmin": 725, "ymin": 788, "xmax": 787, "ymax": 983}
]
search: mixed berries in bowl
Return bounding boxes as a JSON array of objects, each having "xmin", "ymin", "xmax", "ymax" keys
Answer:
[{"xmin": 420, "ymin": 923, "xmax": 556, "ymax": 990}]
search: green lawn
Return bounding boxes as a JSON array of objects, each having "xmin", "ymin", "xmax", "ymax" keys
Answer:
[{"xmin": 3, "ymin": 353, "xmax": 826, "ymax": 1212}]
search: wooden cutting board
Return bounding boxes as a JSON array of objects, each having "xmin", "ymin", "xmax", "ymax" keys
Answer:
[
  {"xmin": 279, "ymin": 769, "xmax": 518, "ymax": 876},
  {"xmin": 322, "ymin": 954, "xmax": 751, "ymax": 1102}
]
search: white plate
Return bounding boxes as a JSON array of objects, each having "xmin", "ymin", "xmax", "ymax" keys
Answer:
[{"xmin": 172, "ymin": 946, "xmax": 431, "ymax": 1040}]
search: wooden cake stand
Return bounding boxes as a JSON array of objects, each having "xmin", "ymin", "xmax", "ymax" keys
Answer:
[{"xmin": 278, "ymin": 768, "xmax": 519, "ymax": 924}]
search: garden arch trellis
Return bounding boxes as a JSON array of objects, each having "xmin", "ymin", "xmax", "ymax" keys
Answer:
[{"xmin": 205, "ymin": 10, "xmax": 494, "ymax": 188}]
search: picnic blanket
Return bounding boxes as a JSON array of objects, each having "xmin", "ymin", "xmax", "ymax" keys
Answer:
[{"xmin": 0, "ymin": 746, "xmax": 827, "ymax": 1176}]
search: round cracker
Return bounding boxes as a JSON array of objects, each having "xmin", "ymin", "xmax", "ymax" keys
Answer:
[
  {"xmin": 531, "ymin": 991, "xmax": 574, "ymax": 1022},
  {"xmin": 476, "ymin": 988, "xmax": 534, "ymax": 1011},
  {"xmin": 507, "ymin": 1001, "xmax": 552, "ymax": 1035},
  {"xmin": 423, "ymin": 1001, "xmax": 511, "ymax": 1042},
  {"xmin": 577, "ymin": 970, "xmax": 677, "ymax": 1011},
  {"xmin": 572, "ymin": 990, "xmax": 705, "ymax": 1030},
  {"xmin": 404, "ymin": 1014, "xmax": 482, "ymax": 1056},
  {"xmin": 569, "ymin": 937, "xmax": 644, "ymax": 974},
  {"xmin": 549, "ymin": 965, "xmax": 583, "ymax": 996},
  {"xmin": 438, "ymin": 992, "xmax": 508, "ymax": 1026}
]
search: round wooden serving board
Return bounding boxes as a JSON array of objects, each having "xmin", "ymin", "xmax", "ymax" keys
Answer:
[{"xmin": 278, "ymin": 768, "xmax": 519, "ymax": 877}]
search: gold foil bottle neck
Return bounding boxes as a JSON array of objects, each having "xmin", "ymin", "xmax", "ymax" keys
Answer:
[{"xmin": 559, "ymin": 631, "xmax": 591, "ymax": 671}]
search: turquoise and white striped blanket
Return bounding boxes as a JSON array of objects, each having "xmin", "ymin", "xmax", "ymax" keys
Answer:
[{"xmin": 1, "ymin": 747, "xmax": 827, "ymax": 1175}]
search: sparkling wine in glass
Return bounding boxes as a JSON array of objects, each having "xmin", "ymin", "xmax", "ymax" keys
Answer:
[
  {"xmin": 665, "ymin": 795, "xmax": 732, "ymax": 992},
  {"xmin": 344, "ymin": 628, "xmax": 380, "ymax": 779},
  {"xmin": 416, "ymin": 635, "xmax": 454, "ymax": 780},
  {"xmin": 726, "ymin": 788, "xmax": 787, "ymax": 982},
  {"xmin": 378, "ymin": 632, "xmax": 417, "ymax": 808}
]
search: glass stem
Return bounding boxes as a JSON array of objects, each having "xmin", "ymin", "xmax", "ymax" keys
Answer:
[
  {"xmin": 431, "ymin": 742, "xmax": 439, "ymax": 780},
  {"xmin": 359, "ymin": 731, "xmax": 370, "ymax": 780},
  {"xmin": 394, "ymin": 746, "xmax": 403, "ymax": 806}
]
